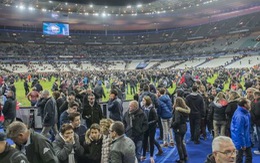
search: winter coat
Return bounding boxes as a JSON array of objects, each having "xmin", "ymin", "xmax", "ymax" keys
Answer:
[
  {"xmin": 185, "ymin": 93, "xmax": 205, "ymax": 118},
  {"xmin": 123, "ymin": 108, "xmax": 148, "ymax": 141},
  {"xmin": 109, "ymin": 135, "xmax": 136, "ymax": 163},
  {"xmin": 231, "ymin": 106, "xmax": 251, "ymax": 149},
  {"xmin": 209, "ymin": 99, "xmax": 228, "ymax": 122},
  {"xmin": 0, "ymin": 143, "xmax": 29, "ymax": 163},
  {"xmin": 53, "ymin": 133, "xmax": 84, "ymax": 163},
  {"xmin": 172, "ymin": 107, "xmax": 190, "ymax": 134},
  {"xmin": 158, "ymin": 95, "xmax": 173, "ymax": 119}
]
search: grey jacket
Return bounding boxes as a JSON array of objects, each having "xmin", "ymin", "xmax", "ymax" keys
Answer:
[
  {"xmin": 53, "ymin": 133, "xmax": 84, "ymax": 163},
  {"xmin": 109, "ymin": 135, "xmax": 136, "ymax": 163}
]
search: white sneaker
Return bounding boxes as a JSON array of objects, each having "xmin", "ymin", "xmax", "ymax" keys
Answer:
[{"xmin": 254, "ymin": 150, "xmax": 260, "ymax": 155}]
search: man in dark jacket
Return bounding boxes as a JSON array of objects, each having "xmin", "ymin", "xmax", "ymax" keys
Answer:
[
  {"xmin": 60, "ymin": 102, "xmax": 79, "ymax": 127},
  {"xmin": 109, "ymin": 121, "xmax": 136, "ymax": 163},
  {"xmin": 184, "ymin": 70, "xmax": 194, "ymax": 89},
  {"xmin": 0, "ymin": 132, "xmax": 29, "ymax": 163},
  {"xmin": 2, "ymin": 90, "xmax": 16, "ymax": 131},
  {"xmin": 24, "ymin": 79, "xmax": 30, "ymax": 96},
  {"xmin": 41, "ymin": 90, "xmax": 59, "ymax": 139},
  {"xmin": 123, "ymin": 100, "xmax": 148, "ymax": 162},
  {"xmin": 6, "ymin": 121, "xmax": 59, "ymax": 163},
  {"xmin": 82, "ymin": 93, "xmax": 103, "ymax": 128},
  {"xmin": 93, "ymin": 82, "xmax": 106, "ymax": 102},
  {"xmin": 205, "ymin": 136, "xmax": 236, "ymax": 163},
  {"xmin": 185, "ymin": 85, "xmax": 205, "ymax": 144},
  {"xmin": 250, "ymin": 91, "xmax": 260, "ymax": 155},
  {"xmin": 60, "ymin": 91, "xmax": 82, "ymax": 114},
  {"xmin": 108, "ymin": 89, "xmax": 123, "ymax": 121}
]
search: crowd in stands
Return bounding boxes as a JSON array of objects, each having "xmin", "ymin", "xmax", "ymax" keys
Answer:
[
  {"xmin": 0, "ymin": 31, "xmax": 259, "ymax": 63},
  {"xmin": 0, "ymin": 66, "xmax": 260, "ymax": 163}
]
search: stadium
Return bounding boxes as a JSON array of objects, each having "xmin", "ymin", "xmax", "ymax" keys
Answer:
[{"xmin": 0, "ymin": 0, "xmax": 260, "ymax": 163}]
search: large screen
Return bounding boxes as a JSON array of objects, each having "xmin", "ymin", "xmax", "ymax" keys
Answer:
[{"xmin": 43, "ymin": 22, "xmax": 69, "ymax": 36}]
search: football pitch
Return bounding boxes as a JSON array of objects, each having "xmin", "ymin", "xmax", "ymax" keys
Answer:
[{"xmin": 14, "ymin": 73, "xmax": 223, "ymax": 107}]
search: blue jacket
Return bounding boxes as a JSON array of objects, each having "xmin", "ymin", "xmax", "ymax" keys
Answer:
[
  {"xmin": 157, "ymin": 95, "xmax": 172, "ymax": 119},
  {"xmin": 231, "ymin": 106, "xmax": 251, "ymax": 149}
]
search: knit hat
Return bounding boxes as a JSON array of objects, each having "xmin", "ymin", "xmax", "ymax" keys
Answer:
[{"xmin": 0, "ymin": 132, "xmax": 6, "ymax": 141}]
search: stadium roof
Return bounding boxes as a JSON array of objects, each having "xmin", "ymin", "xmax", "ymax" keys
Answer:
[{"xmin": 0, "ymin": 0, "xmax": 259, "ymax": 30}]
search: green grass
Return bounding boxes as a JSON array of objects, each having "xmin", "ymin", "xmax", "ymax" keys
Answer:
[{"xmin": 14, "ymin": 74, "xmax": 220, "ymax": 107}]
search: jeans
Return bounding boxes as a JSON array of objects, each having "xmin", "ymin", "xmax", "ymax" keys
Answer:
[
  {"xmin": 250, "ymin": 123, "xmax": 257, "ymax": 146},
  {"xmin": 142, "ymin": 128, "xmax": 156, "ymax": 157},
  {"xmin": 213, "ymin": 120, "xmax": 226, "ymax": 138},
  {"xmin": 256, "ymin": 126, "xmax": 260, "ymax": 151},
  {"xmin": 189, "ymin": 116, "xmax": 201, "ymax": 142},
  {"xmin": 134, "ymin": 140, "xmax": 143, "ymax": 162},
  {"xmin": 174, "ymin": 125, "xmax": 187, "ymax": 160},
  {"xmin": 158, "ymin": 117, "xmax": 163, "ymax": 139},
  {"xmin": 161, "ymin": 118, "xmax": 174, "ymax": 144},
  {"xmin": 236, "ymin": 147, "xmax": 252, "ymax": 163}
]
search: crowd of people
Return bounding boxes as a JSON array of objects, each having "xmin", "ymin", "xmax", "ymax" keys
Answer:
[
  {"xmin": 0, "ymin": 66, "xmax": 260, "ymax": 163},
  {"xmin": 0, "ymin": 32, "xmax": 259, "ymax": 62}
]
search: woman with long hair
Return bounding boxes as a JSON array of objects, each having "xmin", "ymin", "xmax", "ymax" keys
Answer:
[
  {"xmin": 172, "ymin": 97, "xmax": 190, "ymax": 163},
  {"xmin": 209, "ymin": 92, "xmax": 228, "ymax": 137},
  {"xmin": 141, "ymin": 96, "xmax": 159, "ymax": 163},
  {"xmin": 225, "ymin": 91, "xmax": 240, "ymax": 136}
]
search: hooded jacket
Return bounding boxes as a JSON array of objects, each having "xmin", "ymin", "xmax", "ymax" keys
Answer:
[
  {"xmin": 210, "ymin": 99, "xmax": 228, "ymax": 122},
  {"xmin": 185, "ymin": 93, "xmax": 205, "ymax": 118},
  {"xmin": 172, "ymin": 106, "xmax": 190, "ymax": 133}
]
